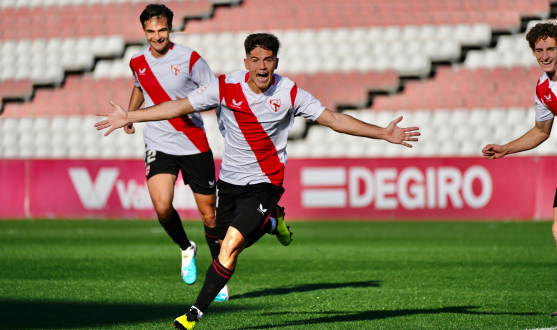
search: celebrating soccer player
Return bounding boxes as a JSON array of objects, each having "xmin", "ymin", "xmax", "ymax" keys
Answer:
[
  {"xmin": 481, "ymin": 22, "xmax": 557, "ymax": 318},
  {"xmin": 96, "ymin": 33, "xmax": 420, "ymax": 329},
  {"xmin": 125, "ymin": 4, "xmax": 228, "ymax": 301}
]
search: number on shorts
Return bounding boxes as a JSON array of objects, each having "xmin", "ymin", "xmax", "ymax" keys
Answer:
[{"xmin": 145, "ymin": 150, "xmax": 156, "ymax": 165}]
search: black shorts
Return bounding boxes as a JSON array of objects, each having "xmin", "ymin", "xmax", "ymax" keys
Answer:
[
  {"xmin": 553, "ymin": 189, "xmax": 557, "ymax": 208},
  {"xmin": 144, "ymin": 149, "xmax": 216, "ymax": 195},
  {"xmin": 215, "ymin": 180, "xmax": 284, "ymax": 240}
]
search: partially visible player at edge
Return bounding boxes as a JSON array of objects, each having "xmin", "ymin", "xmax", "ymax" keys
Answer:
[
  {"xmin": 127, "ymin": 4, "xmax": 228, "ymax": 301},
  {"xmin": 481, "ymin": 22, "xmax": 557, "ymax": 317},
  {"xmin": 96, "ymin": 33, "xmax": 420, "ymax": 329}
]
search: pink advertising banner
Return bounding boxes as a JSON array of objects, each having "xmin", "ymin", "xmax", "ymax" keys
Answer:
[{"xmin": 0, "ymin": 157, "xmax": 555, "ymax": 220}]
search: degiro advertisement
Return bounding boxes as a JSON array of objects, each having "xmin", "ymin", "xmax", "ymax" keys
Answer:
[{"xmin": 1, "ymin": 157, "xmax": 556, "ymax": 220}]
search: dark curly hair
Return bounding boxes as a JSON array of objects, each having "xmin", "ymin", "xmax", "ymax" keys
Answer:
[
  {"xmin": 244, "ymin": 33, "xmax": 281, "ymax": 56},
  {"xmin": 526, "ymin": 22, "xmax": 557, "ymax": 51}
]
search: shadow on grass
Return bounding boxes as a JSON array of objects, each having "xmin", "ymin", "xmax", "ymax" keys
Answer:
[
  {"xmin": 232, "ymin": 281, "xmax": 381, "ymax": 300},
  {"xmin": 0, "ymin": 300, "xmax": 245, "ymax": 329},
  {"xmin": 232, "ymin": 306, "xmax": 542, "ymax": 330}
]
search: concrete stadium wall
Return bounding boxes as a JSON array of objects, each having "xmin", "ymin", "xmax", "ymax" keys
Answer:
[{"xmin": 1, "ymin": 157, "xmax": 555, "ymax": 220}]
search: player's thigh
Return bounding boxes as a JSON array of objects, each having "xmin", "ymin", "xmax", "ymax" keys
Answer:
[
  {"xmin": 145, "ymin": 150, "xmax": 181, "ymax": 213},
  {"xmin": 193, "ymin": 192, "xmax": 216, "ymax": 227},
  {"xmin": 179, "ymin": 150, "xmax": 217, "ymax": 196},
  {"xmin": 215, "ymin": 180, "xmax": 238, "ymax": 241},
  {"xmin": 147, "ymin": 174, "xmax": 177, "ymax": 215},
  {"xmin": 231, "ymin": 183, "xmax": 284, "ymax": 240}
]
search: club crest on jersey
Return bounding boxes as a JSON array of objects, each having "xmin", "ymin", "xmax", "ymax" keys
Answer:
[
  {"xmin": 171, "ymin": 64, "xmax": 181, "ymax": 76},
  {"xmin": 138, "ymin": 68, "xmax": 146, "ymax": 76},
  {"xmin": 270, "ymin": 99, "xmax": 281, "ymax": 112}
]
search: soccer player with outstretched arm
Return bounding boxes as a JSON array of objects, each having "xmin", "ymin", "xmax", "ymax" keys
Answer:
[
  {"xmin": 96, "ymin": 33, "xmax": 420, "ymax": 329},
  {"xmin": 481, "ymin": 22, "xmax": 557, "ymax": 317},
  {"xmin": 126, "ymin": 4, "xmax": 227, "ymax": 301}
]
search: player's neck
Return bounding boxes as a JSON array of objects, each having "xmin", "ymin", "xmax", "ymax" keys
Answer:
[
  {"xmin": 150, "ymin": 42, "xmax": 172, "ymax": 59},
  {"xmin": 246, "ymin": 79, "xmax": 270, "ymax": 94},
  {"xmin": 548, "ymin": 71, "xmax": 557, "ymax": 82}
]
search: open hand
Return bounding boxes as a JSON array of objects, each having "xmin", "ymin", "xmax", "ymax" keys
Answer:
[
  {"xmin": 482, "ymin": 144, "xmax": 506, "ymax": 160},
  {"xmin": 385, "ymin": 116, "xmax": 420, "ymax": 148},
  {"xmin": 94, "ymin": 101, "xmax": 130, "ymax": 136}
]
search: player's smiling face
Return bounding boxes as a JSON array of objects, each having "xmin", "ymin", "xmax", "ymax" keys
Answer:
[
  {"xmin": 244, "ymin": 46, "xmax": 279, "ymax": 94},
  {"xmin": 143, "ymin": 16, "xmax": 172, "ymax": 58},
  {"xmin": 534, "ymin": 37, "xmax": 557, "ymax": 76}
]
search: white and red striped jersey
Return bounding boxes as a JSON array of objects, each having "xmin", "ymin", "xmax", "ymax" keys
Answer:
[
  {"xmin": 188, "ymin": 70, "xmax": 325, "ymax": 186},
  {"xmin": 535, "ymin": 73, "xmax": 557, "ymax": 122},
  {"xmin": 130, "ymin": 42, "xmax": 215, "ymax": 155}
]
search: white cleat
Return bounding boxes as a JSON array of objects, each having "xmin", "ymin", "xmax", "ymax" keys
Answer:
[
  {"xmin": 213, "ymin": 284, "xmax": 229, "ymax": 302},
  {"xmin": 181, "ymin": 240, "xmax": 197, "ymax": 285}
]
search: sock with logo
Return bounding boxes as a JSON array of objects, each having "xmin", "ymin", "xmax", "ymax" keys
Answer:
[
  {"xmin": 159, "ymin": 209, "xmax": 191, "ymax": 251},
  {"xmin": 193, "ymin": 258, "xmax": 234, "ymax": 313},
  {"xmin": 204, "ymin": 225, "xmax": 221, "ymax": 260}
]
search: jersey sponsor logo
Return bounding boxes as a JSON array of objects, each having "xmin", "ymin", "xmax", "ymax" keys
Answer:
[
  {"xmin": 138, "ymin": 68, "xmax": 146, "ymax": 76},
  {"xmin": 171, "ymin": 64, "xmax": 181, "ymax": 76},
  {"xmin": 231, "ymin": 99, "xmax": 243, "ymax": 109},
  {"xmin": 545, "ymin": 94, "xmax": 552, "ymax": 101},
  {"xmin": 270, "ymin": 99, "xmax": 281, "ymax": 112},
  {"xmin": 257, "ymin": 204, "xmax": 267, "ymax": 215}
]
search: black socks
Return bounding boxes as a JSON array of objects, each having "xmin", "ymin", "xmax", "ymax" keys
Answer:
[
  {"xmin": 193, "ymin": 258, "xmax": 234, "ymax": 313},
  {"xmin": 204, "ymin": 225, "xmax": 221, "ymax": 260},
  {"xmin": 158, "ymin": 209, "xmax": 191, "ymax": 251}
]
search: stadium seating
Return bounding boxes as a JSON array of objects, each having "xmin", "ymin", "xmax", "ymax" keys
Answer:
[
  {"xmin": 1, "ymin": 0, "xmax": 555, "ymax": 160},
  {"xmin": 184, "ymin": 0, "xmax": 550, "ymax": 33}
]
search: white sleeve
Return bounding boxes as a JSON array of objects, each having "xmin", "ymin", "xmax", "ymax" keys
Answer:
[
  {"xmin": 535, "ymin": 94, "xmax": 555, "ymax": 122},
  {"xmin": 187, "ymin": 78, "xmax": 220, "ymax": 112},
  {"xmin": 190, "ymin": 57, "xmax": 216, "ymax": 87},
  {"xmin": 293, "ymin": 87, "xmax": 326, "ymax": 121},
  {"xmin": 129, "ymin": 60, "xmax": 141, "ymax": 88}
]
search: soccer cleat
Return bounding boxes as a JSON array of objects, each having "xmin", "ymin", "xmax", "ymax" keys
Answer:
[
  {"xmin": 273, "ymin": 205, "xmax": 292, "ymax": 246},
  {"xmin": 213, "ymin": 284, "xmax": 229, "ymax": 302},
  {"xmin": 181, "ymin": 240, "xmax": 197, "ymax": 285},
  {"xmin": 173, "ymin": 307, "xmax": 202, "ymax": 330},
  {"xmin": 552, "ymin": 311, "xmax": 557, "ymax": 317}
]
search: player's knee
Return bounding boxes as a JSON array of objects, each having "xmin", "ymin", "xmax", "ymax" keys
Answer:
[
  {"xmin": 200, "ymin": 211, "xmax": 216, "ymax": 227},
  {"xmin": 153, "ymin": 200, "xmax": 174, "ymax": 221}
]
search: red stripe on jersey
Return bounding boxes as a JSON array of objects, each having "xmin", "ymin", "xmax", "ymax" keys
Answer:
[
  {"xmin": 218, "ymin": 75, "xmax": 285, "ymax": 186},
  {"xmin": 189, "ymin": 51, "xmax": 201, "ymax": 74},
  {"xmin": 290, "ymin": 83, "xmax": 298, "ymax": 108},
  {"xmin": 536, "ymin": 78, "xmax": 557, "ymax": 115},
  {"xmin": 130, "ymin": 55, "xmax": 210, "ymax": 153}
]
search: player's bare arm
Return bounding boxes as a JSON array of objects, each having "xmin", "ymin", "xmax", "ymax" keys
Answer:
[
  {"xmin": 482, "ymin": 119, "xmax": 553, "ymax": 160},
  {"xmin": 124, "ymin": 86, "xmax": 145, "ymax": 134},
  {"xmin": 95, "ymin": 97, "xmax": 194, "ymax": 136},
  {"xmin": 315, "ymin": 109, "xmax": 420, "ymax": 148}
]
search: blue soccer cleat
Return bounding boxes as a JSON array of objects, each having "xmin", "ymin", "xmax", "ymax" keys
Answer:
[
  {"xmin": 181, "ymin": 240, "xmax": 197, "ymax": 285},
  {"xmin": 213, "ymin": 284, "xmax": 229, "ymax": 302}
]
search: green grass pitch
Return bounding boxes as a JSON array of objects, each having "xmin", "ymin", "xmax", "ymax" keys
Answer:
[{"xmin": 0, "ymin": 220, "xmax": 556, "ymax": 330}]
